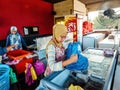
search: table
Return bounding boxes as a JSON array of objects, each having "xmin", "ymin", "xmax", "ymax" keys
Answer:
[
  {"xmin": 82, "ymin": 48, "xmax": 117, "ymax": 90},
  {"xmin": 98, "ymin": 35, "xmax": 120, "ymax": 49},
  {"xmin": 27, "ymin": 44, "xmax": 37, "ymax": 51}
]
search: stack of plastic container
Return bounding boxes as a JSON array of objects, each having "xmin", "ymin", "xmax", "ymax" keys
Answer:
[{"xmin": 0, "ymin": 64, "xmax": 10, "ymax": 90}]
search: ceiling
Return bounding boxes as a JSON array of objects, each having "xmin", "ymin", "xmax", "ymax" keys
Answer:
[
  {"xmin": 44, "ymin": 0, "xmax": 105, "ymax": 5},
  {"xmin": 79, "ymin": 0, "xmax": 105, "ymax": 5},
  {"xmin": 44, "ymin": 0, "xmax": 65, "ymax": 3},
  {"xmin": 44, "ymin": 0, "xmax": 120, "ymax": 12}
]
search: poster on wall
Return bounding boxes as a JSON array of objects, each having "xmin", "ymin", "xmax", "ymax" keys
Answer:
[
  {"xmin": 82, "ymin": 21, "xmax": 93, "ymax": 35},
  {"xmin": 65, "ymin": 15, "xmax": 77, "ymax": 42}
]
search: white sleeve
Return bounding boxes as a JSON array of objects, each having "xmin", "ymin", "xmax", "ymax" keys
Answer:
[{"xmin": 47, "ymin": 45, "xmax": 63, "ymax": 71}]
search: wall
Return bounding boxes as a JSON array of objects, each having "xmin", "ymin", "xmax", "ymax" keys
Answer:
[
  {"xmin": 54, "ymin": 0, "xmax": 87, "ymax": 17},
  {"xmin": 54, "ymin": 0, "xmax": 73, "ymax": 17},
  {"xmin": 0, "ymin": 0, "xmax": 54, "ymax": 40},
  {"xmin": 73, "ymin": 0, "xmax": 86, "ymax": 15}
]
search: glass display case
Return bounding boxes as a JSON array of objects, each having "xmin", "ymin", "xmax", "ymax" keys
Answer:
[
  {"xmin": 82, "ymin": 48, "xmax": 117, "ymax": 90},
  {"xmin": 36, "ymin": 48, "xmax": 117, "ymax": 90}
]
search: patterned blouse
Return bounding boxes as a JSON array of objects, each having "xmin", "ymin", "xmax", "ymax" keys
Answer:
[{"xmin": 44, "ymin": 44, "xmax": 65, "ymax": 76}]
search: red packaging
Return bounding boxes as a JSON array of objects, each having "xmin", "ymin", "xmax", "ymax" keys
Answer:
[{"xmin": 7, "ymin": 50, "xmax": 33, "ymax": 74}]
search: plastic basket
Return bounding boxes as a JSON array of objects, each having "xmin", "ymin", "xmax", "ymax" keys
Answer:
[
  {"xmin": 15, "ymin": 58, "xmax": 33, "ymax": 74},
  {"xmin": 7, "ymin": 49, "xmax": 32, "ymax": 60},
  {"xmin": 0, "ymin": 64, "xmax": 10, "ymax": 90}
]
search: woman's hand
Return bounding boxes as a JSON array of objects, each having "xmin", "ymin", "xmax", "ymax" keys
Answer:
[
  {"xmin": 69, "ymin": 54, "xmax": 78, "ymax": 63},
  {"xmin": 62, "ymin": 54, "xmax": 78, "ymax": 67},
  {"xmin": 6, "ymin": 45, "xmax": 15, "ymax": 51}
]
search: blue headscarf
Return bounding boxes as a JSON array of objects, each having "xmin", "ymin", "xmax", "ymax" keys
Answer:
[{"xmin": 10, "ymin": 26, "xmax": 22, "ymax": 50}]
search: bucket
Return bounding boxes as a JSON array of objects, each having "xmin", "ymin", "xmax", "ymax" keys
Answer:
[{"xmin": 0, "ymin": 64, "xmax": 10, "ymax": 90}]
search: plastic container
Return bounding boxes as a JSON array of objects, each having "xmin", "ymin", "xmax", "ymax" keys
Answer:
[
  {"xmin": 7, "ymin": 49, "xmax": 32, "ymax": 60},
  {"xmin": 7, "ymin": 50, "xmax": 33, "ymax": 74},
  {"xmin": 0, "ymin": 64, "xmax": 10, "ymax": 90},
  {"xmin": 15, "ymin": 58, "xmax": 33, "ymax": 74}
]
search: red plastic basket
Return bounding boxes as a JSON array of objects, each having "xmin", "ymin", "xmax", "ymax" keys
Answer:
[
  {"xmin": 7, "ymin": 50, "xmax": 34, "ymax": 74},
  {"xmin": 15, "ymin": 58, "xmax": 33, "ymax": 74},
  {"xmin": 7, "ymin": 50, "xmax": 32, "ymax": 60}
]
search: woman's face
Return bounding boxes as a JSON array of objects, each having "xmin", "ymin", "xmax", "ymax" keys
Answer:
[
  {"xmin": 11, "ymin": 30, "xmax": 17, "ymax": 34},
  {"xmin": 57, "ymin": 32, "xmax": 68, "ymax": 43}
]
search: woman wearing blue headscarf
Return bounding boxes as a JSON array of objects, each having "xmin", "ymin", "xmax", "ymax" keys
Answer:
[{"xmin": 6, "ymin": 26, "xmax": 27, "ymax": 50}]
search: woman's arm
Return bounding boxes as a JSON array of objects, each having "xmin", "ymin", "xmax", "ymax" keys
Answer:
[
  {"xmin": 20, "ymin": 35, "xmax": 27, "ymax": 47},
  {"xmin": 0, "ymin": 45, "xmax": 16, "ymax": 55},
  {"xmin": 6, "ymin": 35, "xmax": 10, "ymax": 47},
  {"xmin": 47, "ymin": 45, "xmax": 63, "ymax": 71},
  {"xmin": 47, "ymin": 45, "xmax": 78, "ymax": 71},
  {"xmin": 62, "ymin": 54, "xmax": 77, "ymax": 67},
  {"xmin": 0, "ymin": 47, "xmax": 7, "ymax": 55}
]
